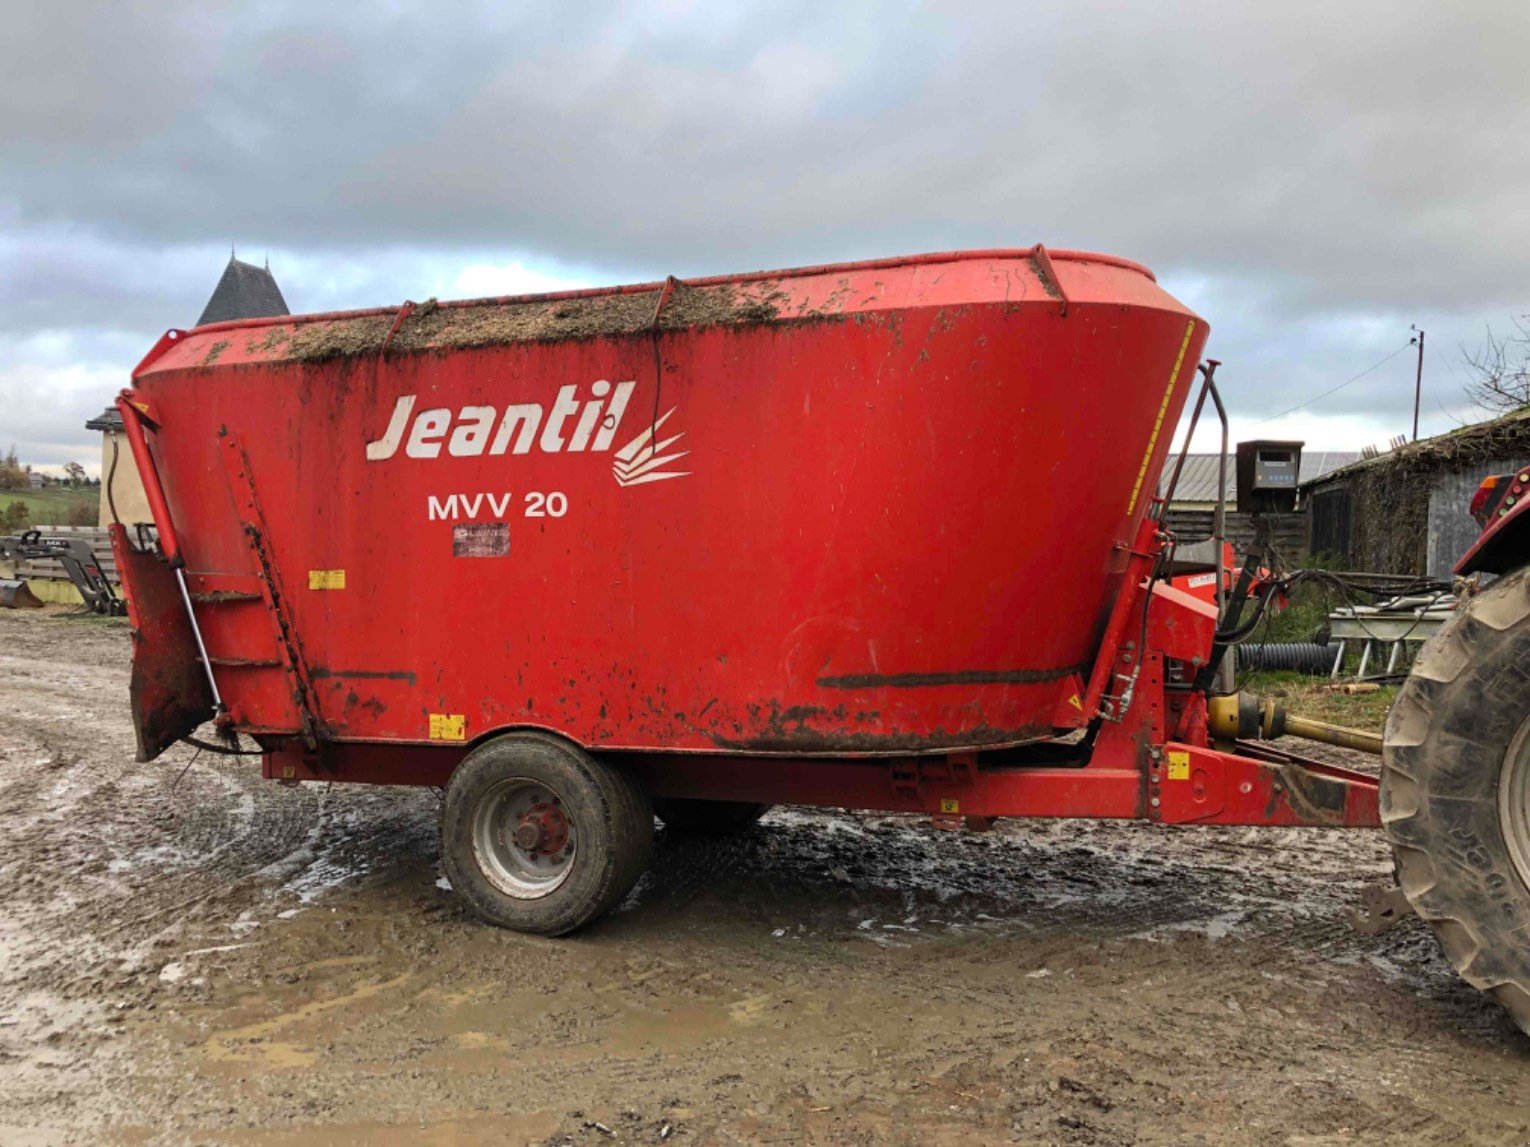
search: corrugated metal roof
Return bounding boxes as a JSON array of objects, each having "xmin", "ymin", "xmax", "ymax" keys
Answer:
[
  {"xmin": 1296, "ymin": 450, "xmax": 1364, "ymax": 487},
  {"xmin": 1158, "ymin": 454, "xmax": 1231, "ymax": 504},
  {"xmin": 1159, "ymin": 451, "xmax": 1361, "ymax": 505}
]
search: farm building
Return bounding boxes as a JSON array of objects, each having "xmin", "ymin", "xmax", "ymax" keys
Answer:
[
  {"xmin": 1157, "ymin": 448, "xmax": 1358, "ymax": 563},
  {"xmin": 1301, "ymin": 407, "xmax": 1530, "ymax": 576},
  {"xmin": 195, "ymin": 254, "xmax": 290, "ymax": 327}
]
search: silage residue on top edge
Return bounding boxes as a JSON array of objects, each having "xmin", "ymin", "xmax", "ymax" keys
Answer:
[{"xmin": 278, "ymin": 279, "xmax": 800, "ymax": 362}]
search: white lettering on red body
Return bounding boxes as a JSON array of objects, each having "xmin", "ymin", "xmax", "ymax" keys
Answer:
[{"xmin": 365, "ymin": 381, "xmax": 637, "ymax": 462}]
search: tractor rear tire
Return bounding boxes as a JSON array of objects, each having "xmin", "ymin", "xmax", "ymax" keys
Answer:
[
  {"xmin": 653, "ymin": 798, "xmax": 772, "ymax": 837},
  {"xmin": 1382, "ymin": 566, "xmax": 1530, "ymax": 1036},
  {"xmin": 441, "ymin": 731, "xmax": 652, "ymax": 936}
]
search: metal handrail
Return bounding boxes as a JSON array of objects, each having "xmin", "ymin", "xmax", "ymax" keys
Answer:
[{"xmin": 1157, "ymin": 362, "xmax": 1228, "ymax": 618}]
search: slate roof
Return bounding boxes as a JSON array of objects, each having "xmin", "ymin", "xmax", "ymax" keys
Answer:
[
  {"xmin": 85, "ymin": 409, "xmax": 123, "ymax": 432},
  {"xmin": 196, "ymin": 256, "xmax": 290, "ymax": 327},
  {"xmin": 1159, "ymin": 450, "xmax": 1362, "ymax": 506}
]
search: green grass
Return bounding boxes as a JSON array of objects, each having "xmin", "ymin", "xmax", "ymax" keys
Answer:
[
  {"xmin": 1258, "ymin": 551, "xmax": 1354, "ymax": 643},
  {"xmin": 1242, "ymin": 669, "xmax": 1397, "ymax": 733},
  {"xmin": 0, "ymin": 485, "xmax": 99, "ymax": 528},
  {"xmin": 1260, "ymin": 586, "xmax": 1331, "ymax": 643}
]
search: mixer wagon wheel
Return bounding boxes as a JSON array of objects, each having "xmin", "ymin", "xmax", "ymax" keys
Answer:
[
  {"xmin": 1383, "ymin": 565, "xmax": 1530, "ymax": 1036},
  {"xmin": 653, "ymin": 798, "xmax": 772, "ymax": 837},
  {"xmin": 441, "ymin": 731, "xmax": 652, "ymax": 936}
]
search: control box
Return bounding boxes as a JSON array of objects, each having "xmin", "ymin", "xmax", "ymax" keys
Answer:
[{"xmin": 1235, "ymin": 440, "xmax": 1303, "ymax": 513}]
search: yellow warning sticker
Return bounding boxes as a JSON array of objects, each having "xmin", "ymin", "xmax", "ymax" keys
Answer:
[
  {"xmin": 1067, "ymin": 693, "xmax": 1084, "ymax": 711},
  {"xmin": 940, "ymin": 798, "xmax": 960, "ymax": 814},
  {"xmin": 1167, "ymin": 750, "xmax": 1191, "ymax": 781},
  {"xmin": 429, "ymin": 713, "xmax": 466, "ymax": 741},
  {"xmin": 308, "ymin": 569, "xmax": 346, "ymax": 590}
]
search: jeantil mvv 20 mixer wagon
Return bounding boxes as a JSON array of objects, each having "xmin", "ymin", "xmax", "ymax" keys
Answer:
[{"xmin": 110, "ymin": 247, "xmax": 1530, "ymax": 1034}]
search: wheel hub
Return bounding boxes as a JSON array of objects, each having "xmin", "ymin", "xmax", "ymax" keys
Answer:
[
  {"xmin": 470, "ymin": 778, "xmax": 577, "ymax": 900},
  {"xmin": 512, "ymin": 803, "xmax": 570, "ymax": 855}
]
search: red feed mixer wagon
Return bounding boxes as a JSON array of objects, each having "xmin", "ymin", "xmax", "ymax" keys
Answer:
[{"xmin": 111, "ymin": 247, "xmax": 1530, "ymax": 1034}]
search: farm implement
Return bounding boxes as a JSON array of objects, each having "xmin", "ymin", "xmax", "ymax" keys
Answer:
[{"xmin": 106, "ymin": 247, "xmax": 1530, "ymax": 1034}]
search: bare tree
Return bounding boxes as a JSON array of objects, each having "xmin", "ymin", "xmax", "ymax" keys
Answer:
[
  {"xmin": 1464, "ymin": 315, "xmax": 1530, "ymax": 413},
  {"xmin": 63, "ymin": 461, "xmax": 87, "ymax": 485}
]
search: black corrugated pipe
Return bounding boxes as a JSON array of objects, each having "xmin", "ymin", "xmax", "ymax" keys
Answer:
[{"xmin": 1236, "ymin": 642, "xmax": 1333, "ymax": 675}]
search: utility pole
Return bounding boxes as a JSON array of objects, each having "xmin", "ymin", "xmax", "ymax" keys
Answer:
[{"xmin": 1410, "ymin": 326, "xmax": 1425, "ymax": 441}]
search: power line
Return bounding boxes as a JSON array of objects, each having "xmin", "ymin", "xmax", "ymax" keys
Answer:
[
  {"xmin": 1429, "ymin": 340, "xmax": 1470, "ymax": 389},
  {"xmin": 1255, "ymin": 342, "xmax": 1413, "ymax": 424}
]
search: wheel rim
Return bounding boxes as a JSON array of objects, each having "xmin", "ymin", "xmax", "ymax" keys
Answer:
[
  {"xmin": 470, "ymin": 777, "xmax": 577, "ymax": 899},
  {"xmin": 1502, "ymin": 717, "xmax": 1530, "ymax": 892}
]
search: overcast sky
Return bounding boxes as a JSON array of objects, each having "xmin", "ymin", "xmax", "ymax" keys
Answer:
[{"xmin": 3, "ymin": 1, "xmax": 1526, "ymax": 474}]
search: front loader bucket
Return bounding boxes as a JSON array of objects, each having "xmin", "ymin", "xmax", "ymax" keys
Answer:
[
  {"xmin": 108, "ymin": 524, "xmax": 214, "ymax": 761},
  {"xmin": 0, "ymin": 579, "xmax": 44, "ymax": 609}
]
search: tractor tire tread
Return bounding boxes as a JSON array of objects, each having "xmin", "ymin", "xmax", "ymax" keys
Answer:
[
  {"xmin": 1381, "ymin": 566, "xmax": 1530, "ymax": 1036},
  {"xmin": 596, "ymin": 761, "xmax": 654, "ymax": 918}
]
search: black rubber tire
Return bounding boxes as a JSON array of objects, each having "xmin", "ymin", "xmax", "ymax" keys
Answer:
[
  {"xmin": 653, "ymin": 798, "xmax": 772, "ymax": 837},
  {"xmin": 1383, "ymin": 567, "xmax": 1530, "ymax": 1036},
  {"xmin": 441, "ymin": 731, "xmax": 652, "ymax": 936}
]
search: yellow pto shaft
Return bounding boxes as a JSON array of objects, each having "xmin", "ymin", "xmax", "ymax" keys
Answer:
[{"xmin": 1207, "ymin": 693, "xmax": 1383, "ymax": 756}]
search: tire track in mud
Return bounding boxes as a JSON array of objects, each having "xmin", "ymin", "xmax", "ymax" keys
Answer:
[
  {"xmin": 5, "ymin": 611, "xmax": 1527, "ymax": 1142},
  {"xmin": 0, "ymin": 611, "xmax": 1517, "ymax": 1053},
  {"xmin": 0, "ymin": 615, "xmax": 345, "ymax": 996},
  {"xmin": 631, "ymin": 808, "xmax": 1514, "ymax": 1039}
]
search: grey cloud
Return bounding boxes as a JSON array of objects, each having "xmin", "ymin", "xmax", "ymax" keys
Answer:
[
  {"xmin": 5, "ymin": 2, "xmax": 1525, "ymax": 309},
  {"xmin": 0, "ymin": 225, "xmax": 215, "ymax": 335},
  {"xmin": 0, "ymin": 1, "xmax": 1526, "ymax": 467}
]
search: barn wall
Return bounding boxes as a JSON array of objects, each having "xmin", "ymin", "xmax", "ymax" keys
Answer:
[
  {"xmin": 1427, "ymin": 456, "xmax": 1530, "ymax": 577},
  {"xmin": 1307, "ymin": 486, "xmax": 1351, "ymax": 563},
  {"xmin": 1302, "ymin": 429, "xmax": 1530, "ymax": 575},
  {"xmin": 98, "ymin": 430, "xmax": 154, "ymax": 527}
]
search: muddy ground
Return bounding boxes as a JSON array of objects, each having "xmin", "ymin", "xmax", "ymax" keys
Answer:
[{"xmin": 0, "ymin": 608, "xmax": 1526, "ymax": 1145}]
